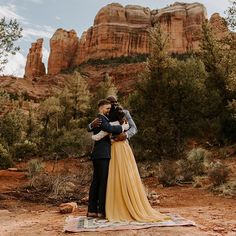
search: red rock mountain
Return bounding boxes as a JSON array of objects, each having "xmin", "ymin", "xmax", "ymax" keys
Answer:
[
  {"xmin": 24, "ymin": 2, "xmax": 218, "ymax": 77},
  {"xmin": 24, "ymin": 38, "xmax": 46, "ymax": 78},
  {"xmin": 48, "ymin": 29, "xmax": 79, "ymax": 75}
]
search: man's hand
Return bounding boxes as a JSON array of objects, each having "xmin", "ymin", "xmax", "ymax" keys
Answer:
[
  {"xmin": 91, "ymin": 118, "xmax": 102, "ymax": 128},
  {"xmin": 114, "ymin": 132, "xmax": 127, "ymax": 142}
]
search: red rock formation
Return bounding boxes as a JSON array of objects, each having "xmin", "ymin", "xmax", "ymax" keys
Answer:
[
  {"xmin": 48, "ymin": 29, "xmax": 78, "ymax": 75},
  {"xmin": 24, "ymin": 38, "xmax": 45, "ymax": 78},
  {"xmin": 209, "ymin": 13, "xmax": 229, "ymax": 38},
  {"xmin": 25, "ymin": 2, "xmax": 231, "ymax": 76},
  {"xmin": 152, "ymin": 2, "xmax": 207, "ymax": 52},
  {"xmin": 72, "ymin": 3, "xmax": 151, "ymax": 65}
]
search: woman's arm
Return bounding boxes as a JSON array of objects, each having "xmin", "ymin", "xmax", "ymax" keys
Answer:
[
  {"xmin": 92, "ymin": 130, "xmax": 109, "ymax": 141},
  {"xmin": 92, "ymin": 121, "xmax": 129, "ymax": 141}
]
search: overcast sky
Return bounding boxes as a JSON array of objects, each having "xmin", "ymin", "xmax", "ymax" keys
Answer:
[{"xmin": 0, "ymin": 0, "xmax": 232, "ymax": 77}]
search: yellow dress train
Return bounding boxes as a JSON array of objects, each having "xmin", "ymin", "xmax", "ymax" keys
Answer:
[{"xmin": 105, "ymin": 141, "xmax": 170, "ymax": 222}]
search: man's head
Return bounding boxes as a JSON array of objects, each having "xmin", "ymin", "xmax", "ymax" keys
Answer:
[
  {"xmin": 98, "ymin": 99, "xmax": 111, "ymax": 116},
  {"xmin": 106, "ymin": 95, "xmax": 118, "ymax": 109}
]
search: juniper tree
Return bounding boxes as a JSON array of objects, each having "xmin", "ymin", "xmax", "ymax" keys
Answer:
[{"xmin": 200, "ymin": 20, "xmax": 236, "ymax": 142}]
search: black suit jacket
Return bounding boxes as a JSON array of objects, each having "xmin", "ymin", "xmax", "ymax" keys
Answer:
[{"xmin": 90, "ymin": 114, "xmax": 122, "ymax": 160}]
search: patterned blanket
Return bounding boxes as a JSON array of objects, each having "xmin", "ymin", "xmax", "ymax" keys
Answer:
[{"xmin": 64, "ymin": 213, "xmax": 196, "ymax": 232}]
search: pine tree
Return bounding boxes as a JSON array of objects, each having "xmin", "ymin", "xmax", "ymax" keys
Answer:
[
  {"xmin": 56, "ymin": 72, "xmax": 91, "ymax": 128},
  {"xmin": 65, "ymin": 72, "xmax": 90, "ymax": 119},
  {"xmin": 200, "ymin": 20, "xmax": 236, "ymax": 142},
  {"xmin": 129, "ymin": 24, "xmax": 181, "ymax": 160},
  {"xmin": 89, "ymin": 73, "xmax": 118, "ymax": 118},
  {"xmin": 129, "ymin": 24, "xmax": 209, "ymax": 160}
]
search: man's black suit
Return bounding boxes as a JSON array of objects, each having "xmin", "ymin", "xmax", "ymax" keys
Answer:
[{"xmin": 88, "ymin": 114, "xmax": 122, "ymax": 216}]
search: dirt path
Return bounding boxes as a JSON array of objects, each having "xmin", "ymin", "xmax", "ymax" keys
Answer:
[{"xmin": 0, "ymin": 169, "xmax": 236, "ymax": 236}]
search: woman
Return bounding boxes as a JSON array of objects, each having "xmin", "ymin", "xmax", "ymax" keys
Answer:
[{"xmin": 92, "ymin": 106, "xmax": 170, "ymax": 222}]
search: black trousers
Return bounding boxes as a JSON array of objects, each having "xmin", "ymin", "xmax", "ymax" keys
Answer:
[{"xmin": 88, "ymin": 159, "xmax": 110, "ymax": 215}]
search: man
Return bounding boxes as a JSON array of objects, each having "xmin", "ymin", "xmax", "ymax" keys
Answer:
[
  {"xmin": 88, "ymin": 95, "xmax": 138, "ymax": 141},
  {"xmin": 87, "ymin": 99, "xmax": 125, "ymax": 219}
]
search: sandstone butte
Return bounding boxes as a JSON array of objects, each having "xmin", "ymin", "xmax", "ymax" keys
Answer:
[
  {"xmin": 22, "ymin": 2, "xmax": 231, "ymax": 78},
  {"xmin": 24, "ymin": 38, "xmax": 46, "ymax": 78}
]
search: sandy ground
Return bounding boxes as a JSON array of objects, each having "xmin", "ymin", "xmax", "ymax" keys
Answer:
[{"xmin": 0, "ymin": 163, "xmax": 236, "ymax": 236}]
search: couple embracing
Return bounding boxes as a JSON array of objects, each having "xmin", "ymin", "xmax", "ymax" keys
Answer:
[{"xmin": 87, "ymin": 96, "xmax": 169, "ymax": 222}]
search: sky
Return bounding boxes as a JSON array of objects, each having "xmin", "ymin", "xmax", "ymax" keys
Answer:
[{"xmin": 0, "ymin": 0, "xmax": 232, "ymax": 77}]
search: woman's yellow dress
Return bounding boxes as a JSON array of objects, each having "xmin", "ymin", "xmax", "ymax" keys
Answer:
[{"xmin": 105, "ymin": 141, "xmax": 170, "ymax": 222}]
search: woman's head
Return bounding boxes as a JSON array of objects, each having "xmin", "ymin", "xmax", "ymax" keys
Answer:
[{"xmin": 109, "ymin": 105, "xmax": 125, "ymax": 122}]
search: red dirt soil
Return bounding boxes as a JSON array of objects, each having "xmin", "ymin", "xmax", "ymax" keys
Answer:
[{"xmin": 0, "ymin": 158, "xmax": 236, "ymax": 236}]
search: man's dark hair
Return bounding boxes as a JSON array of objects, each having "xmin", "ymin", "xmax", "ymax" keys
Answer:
[{"xmin": 98, "ymin": 99, "xmax": 111, "ymax": 108}]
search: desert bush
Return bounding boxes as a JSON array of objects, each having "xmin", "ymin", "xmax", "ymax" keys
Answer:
[
  {"xmin": 26, "ymin": 108, "xmax": 41, "ymax": 138},
  {"xmin": 21, "ymin": 166, "xmax": 92, "ymax": 203},
  {"xmin": 0, "ymin": 109, "xmax": 26, "ymax": 146},
  {"xmin": 208, "ymin": 161, "xmax": 230, "ymax": 186},
  {"xmin": 37, "ymin": 96, "xmax": 62, "ymax": 138},
  {"xmin": 0, "ymin": 143, "xmax": 13, "ymax": 169},
  {"xmin": 49, "ymin": 128, "xmax": 93, "ymax": 157},
  {"xmin": 137, "ymin": 161, "xmax": 157, "ymax": 178},
  {"xmin": 178, "ymin": 148, "xmax": 209, "ymax": 181},
  {"xmin": 192, "ymin": 176, "xmax": 211, "ymax": 188},
  {"xmin": 27, "ymin": 159, "xmax": 44, "ymax": 178},
  {"xmin": 0, "ymin": 90, "xmax": 12, "ymax": 115},
  {"xmin": 218, "ymin": 148, "xmax": 230, "ymax": 159},
  {"xmin": 13, "ymin": 140, "xmax": 38, "ymax": 160},
  {"xmin": 157, "ymin": 160, "xmax": 178, "ymax": 186},
  {"xmin": 212, "ymin": 180, "xmax": 236, "ymax": 197}
]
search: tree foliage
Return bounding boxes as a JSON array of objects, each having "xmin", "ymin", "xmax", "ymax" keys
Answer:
[
  {"xmin": 0, "ymin": 17, "xmax": 22, "ymax": 71},
  {"xmin": 129, "ymin": 24, "xmax": 208, "ymax": 160},
  {"xmin": 89, "ymin": 73, "xmax": 118, "ymax": 118},
  {"xmin": 200, "ymin": 21, "xmax": 236, "ymax": 142},
  {"xmin": 225, "ymin": 0, "xmax": 236, "ymax": 30}
]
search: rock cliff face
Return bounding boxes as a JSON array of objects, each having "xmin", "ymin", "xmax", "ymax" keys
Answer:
[
  {"xmin": 209, "ymin": 13, "xmax": 229, "ymax": 38},
  {"xmin": 72, "ymin": 3, "xmax": 152, "ymax": 66},
  {"xmin": 72, "ymin": 2, "xmax": 207, "ymax": 66},
  {"xmin": 25, "ymin": 2, "xmax": 229, "ymax": 76},
  {"xmin": 152, "ymin": 2, "xmax": 207, "ymax": 52},
  {"xmin": 47, "ymin": 29, "xmax": 79, "ymax": 75},
  {"xmin": 24, "ymin": 38, "xmax": 45, "ymax": 78}
]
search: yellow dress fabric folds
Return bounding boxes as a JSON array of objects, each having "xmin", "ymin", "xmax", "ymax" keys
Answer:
[{"xmin": 106, "ymin": 141, "xmax": 170, "ymax": 222}]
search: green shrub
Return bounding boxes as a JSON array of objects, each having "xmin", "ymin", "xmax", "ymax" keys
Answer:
[
  {"xmin": 27, "ymin": 159, "xmax": 44, "ymax": 178},
  {"xmin": 158, "ymin": 160, "xmax": 178, "ymax": 186},
  {"xmin": 50, "ymin": 128, "xmax": 93, "ymax": 157},
  {"xmin": 82, "ymin": 54, "xmax": 148, "ymax": 66},
  {"xmin": 0, "ymin": 144, "xmax": 13, "ymax": 169},
  {"xmin": 178, "ymin": 148, "xmax": 209, "ymax": 181},
  {"xmin": 212, "ymin": 181, "xmax": 236, "ymax": 197},
  {"xmin": 208, "ymin": 161, "xmax": 230, "ymax": 186},
  {"xmin": 0, "ymin": 109, "xmax": 26, "ymax": 146},
  {"xmin": 13, "ymin": 140, "xmax": 38, "ymax": 160}
]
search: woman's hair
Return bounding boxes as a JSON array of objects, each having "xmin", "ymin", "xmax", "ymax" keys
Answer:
[{"xmin": 109, "ymin": 105, "xmax": 125, "ymax": 122}]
